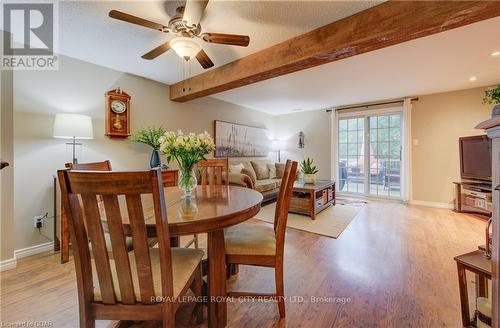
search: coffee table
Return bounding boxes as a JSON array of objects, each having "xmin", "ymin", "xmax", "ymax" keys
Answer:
[{"xmin": 289, "ymin": 180, "xmax": 335, "ymax": 219}]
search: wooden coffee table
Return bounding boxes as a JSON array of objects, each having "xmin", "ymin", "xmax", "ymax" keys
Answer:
[{"xmin": 289, "ymin": 180, "xmax": 335, "ymax": 219}]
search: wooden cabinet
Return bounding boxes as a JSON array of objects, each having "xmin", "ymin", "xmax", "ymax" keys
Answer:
[{"xmin": 476, "ymin": 117, "xmax": 500, "ymax": 328}]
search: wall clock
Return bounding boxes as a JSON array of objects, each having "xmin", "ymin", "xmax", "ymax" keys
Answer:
[{"xmin": 105, "ymin": 88, "xmax": 131, "ymax": 138}]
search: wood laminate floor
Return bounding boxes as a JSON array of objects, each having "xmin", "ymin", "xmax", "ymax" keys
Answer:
[{"xmin": 0, "ymin": 201, "xmax": 486, "ymax": 327}]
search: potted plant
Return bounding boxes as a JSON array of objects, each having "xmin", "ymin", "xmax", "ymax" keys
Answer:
[
  {"xmin": 483, "ymin": 84, "xmax": 500, "ymax": 118},
  {"xmin": 300, "ymin": 158, "xmax": 318, "ymax": 184},
  {"xmin": 129, "ymin": 126, "xmax": 165, "ymax": 168},
  {"xmin": 159, "ymin": 130, "xmax": 215, "ymax": 198}
]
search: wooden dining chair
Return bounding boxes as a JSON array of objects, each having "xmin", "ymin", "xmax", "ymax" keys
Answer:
[
  {"xmin": 61, "ymin": 161, "xmax": 114, "ymax": 263},
  {"xmin": 58, "ymin": 168, "xmax": 204, "ymax": 328},
  {"xmin": 197, "ymin": 158, "xmax": 229, "ymax": 186},
  {"xmin": 224, "ymin": 159, "xmax": 298, "ymax": 318},
  {"xmin": 184, "ymin": 158, "xmax": 229, "ymax": 250}
]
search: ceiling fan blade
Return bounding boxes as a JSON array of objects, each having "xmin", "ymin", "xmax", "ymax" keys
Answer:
[
  {"xmin": 109, "ymin": 10, "xmax": 168, "ymax": 32},
  {"xmin": 142, "ymin": 42, "xmax": 171, "ymax": 60},
  {"xmin": 201, "ymin": 33, "xmax": 250, "ymax": 47},
  {"xmin": 182, "ymin": 0, "xmax": 209, "ymax": 27},
  {"xmin": 196, "ymin": 49, "xmax": 214, "ymax": 69}
]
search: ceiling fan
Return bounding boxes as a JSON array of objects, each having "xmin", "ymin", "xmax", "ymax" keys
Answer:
[{"xmin": 109, "ymin": 0, "xmax": 250, "ymax": 69}]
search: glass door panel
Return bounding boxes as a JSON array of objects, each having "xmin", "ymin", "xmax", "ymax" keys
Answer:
[
  {"xmin": 368, "ymin": 113, "xmax": 402, "ymax": 198},
  {"xmin": 338, "ymin": 111, "xmax": 403, "ymax": 199},
  {"xmin": 338, "ymin": 117, "xmax": 364, "ymax": 193}
]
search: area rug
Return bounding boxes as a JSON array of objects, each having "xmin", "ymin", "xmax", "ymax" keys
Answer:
[{"xmin": 255, "ymin": 203, "xmax": 362, "ymax": 239}]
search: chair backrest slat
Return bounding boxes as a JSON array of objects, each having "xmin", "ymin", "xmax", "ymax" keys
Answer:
[
  {"xmin": 80, "ymin": 193, "xmax": 116, "ymax": 304},
  {"xmin": 217, "ymin": 167, "xmax": 222, "ymax": 185},
  {"xmin": 102, "ymin": 195, "xmax": 135, "ymax": 304},
  {"xmin": 58, "ymin": 169, "xmax": 173, "ymax": 308},
  {"xmin": 201, "ymin": 167, "xmax": 207, "ymax": 186},
  {"xmin": 197, "ymin": 158, "xmax": 229, "ymax": 186},
  {"xmin": 125, "ymin": 194, "xmax": 155, "ymax": 304},
  {"xmin": 274, "ymin": 160, "xmax": 292, "ymax": 232},
  {"xmin": 274, "ymin": 160, "xmax": 298, "ymax": 257}
]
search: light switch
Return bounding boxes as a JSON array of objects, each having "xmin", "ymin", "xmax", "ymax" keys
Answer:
[{"xmin": 413, "ymin": 139, "xmax": 419, "ymax": 146}]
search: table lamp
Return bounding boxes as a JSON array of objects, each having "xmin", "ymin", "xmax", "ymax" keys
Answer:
[{"xmin": 53, "ymin": 113, "xmax": 93, "ymax": 164}]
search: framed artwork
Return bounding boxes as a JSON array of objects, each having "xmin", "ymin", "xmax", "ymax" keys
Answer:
[{"xmin": 214, "ymin": 120, "xmax": 269, "ymax": 157}]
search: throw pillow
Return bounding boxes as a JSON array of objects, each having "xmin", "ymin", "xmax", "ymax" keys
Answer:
[
  {"xmin": 251, "ymin": 160, "xmax": 270, "ymax": 180},
  {"xmin": 241, "ymin": 167, "xmax": 257, "ymax": 185},
  {"xmin": 229, "ymin": 163, "xmax": 244, "ymax": 173},
  {"xmin": 275, "ymin": 163, "xmax": 285, "ymax": 178},
  {"xmin": 268, "ymin": 163, "xmax": 277, "ymax": 179}
]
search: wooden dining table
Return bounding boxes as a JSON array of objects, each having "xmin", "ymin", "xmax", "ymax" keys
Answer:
[{"xmin": 101, "ymin": 185, "xmax": 263, "ymax": 328}]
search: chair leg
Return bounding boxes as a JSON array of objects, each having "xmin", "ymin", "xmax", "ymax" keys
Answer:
[
  {"xmin": 275, "ymin": 264, "xmax": 285, "ymax": 318},
  {"xmin": 78, "ymin": 299, "xmax": 95, "ymax": 328},
  {"xmin": 80, "ymin": 311, "xmax": 95, "ymax": 328},
  {"xmin": 194, "ymin": 234, "xmax": 199, "ymax": 249},
  {"xmin": 191, "ymin": 264, "xmax": 204, "ymax": 324},
  {"xmin": 162, "ymin": 303, "xmax": 175, "ymax": 328}
]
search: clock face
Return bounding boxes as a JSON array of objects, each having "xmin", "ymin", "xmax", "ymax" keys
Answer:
[{"xmin": 110, "ymin": 100, "xmax": 126, "ymax": 114}]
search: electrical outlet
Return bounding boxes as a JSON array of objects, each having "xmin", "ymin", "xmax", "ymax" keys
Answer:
[{"xmin": 33, "ymin": 215, "xmax": 44, "ymax": 228}]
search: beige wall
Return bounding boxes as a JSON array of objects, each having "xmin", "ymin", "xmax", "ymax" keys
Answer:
[
  {"xmin": 272, "ymin": 110, "xmax": 332, "ymax": 180},
  {"xmin": 12, "ymin": 55, "xmax": 273, "ymax": 252},
  {"xmin": 411, "ymin": 87, "xmax": 492, "ymax": 204},
  {"xmin": 1, "ymin": 63, "xmax": 15, "ymax": 262}
]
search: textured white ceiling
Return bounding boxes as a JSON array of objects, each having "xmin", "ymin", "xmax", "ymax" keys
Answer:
[
  {"xmin": 53, "ymin": 0, "xmax": 381, "ymax": 85},
  {"xmin": 213, "ymin": 17, "xmax": 500, "ymax": 114}
]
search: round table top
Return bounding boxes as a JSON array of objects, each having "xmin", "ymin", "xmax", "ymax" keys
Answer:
[{"xmin": 103, "ymin": 185, "xmax": 263, "ymax": 236}]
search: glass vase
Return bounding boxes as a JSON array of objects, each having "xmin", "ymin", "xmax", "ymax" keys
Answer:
[
  {"xmin": 178, "ymin": 166, "xmax": 197, "ymax": 198},
  {"xmin": 150, "ymin": 150, "xmax": 161, "ymax": 168}
]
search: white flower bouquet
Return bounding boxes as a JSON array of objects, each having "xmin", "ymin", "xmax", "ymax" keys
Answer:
[{"xmin": 159, "ymin": 130, "xmax": 215, "ymax": 197}]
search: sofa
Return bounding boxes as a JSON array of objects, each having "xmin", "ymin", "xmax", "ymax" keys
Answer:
[{"xmin": 228, "ymin": 159, "xmax": 286, "ymax": 203}]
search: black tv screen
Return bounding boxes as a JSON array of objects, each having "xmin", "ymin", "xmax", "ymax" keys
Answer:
[{"xmin": 459, "ymin": 135, "xmax": 492, "ymax": 181}]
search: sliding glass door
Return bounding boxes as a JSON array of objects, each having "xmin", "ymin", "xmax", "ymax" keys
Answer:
[{"xmin": 338, "ymin": 111, "xmax": 403, "ymax": 199}]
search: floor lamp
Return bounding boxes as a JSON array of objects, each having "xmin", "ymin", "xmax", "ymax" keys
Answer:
[
  {"xmin": 271, "ymin": 139, "xmax": 284, "ymax": 163},
  {"xmin": 53, "ymin": 113, "xmax": 93, "ymax": 164}
]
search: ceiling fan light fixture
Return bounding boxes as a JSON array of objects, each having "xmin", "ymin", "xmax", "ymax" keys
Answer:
[{"xmin": 170, "ymin": 37, "xmax": 201, "ymax": 61}]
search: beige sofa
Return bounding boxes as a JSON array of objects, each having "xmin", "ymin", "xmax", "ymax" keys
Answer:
[{"xmin": 228, "ymin": 159, "xmax": 285, "ymax": 202}]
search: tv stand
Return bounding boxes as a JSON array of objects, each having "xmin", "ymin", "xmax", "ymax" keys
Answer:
[{"xmin": 453, "ymin": 181, "xmax": 492, "ymax": 217}]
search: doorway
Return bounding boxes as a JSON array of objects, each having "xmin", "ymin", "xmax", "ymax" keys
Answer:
[{"xmin": 337, "ymin": 111, "xmax": 403, "ymax": 199}]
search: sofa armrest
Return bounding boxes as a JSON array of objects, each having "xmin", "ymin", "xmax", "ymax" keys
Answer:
[{"xmin": 228, "ymin": 172, "xmax": 254, "ymax": 189}]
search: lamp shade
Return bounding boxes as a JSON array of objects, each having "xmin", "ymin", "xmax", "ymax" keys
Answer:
[
  {"xmin": 170, "ymin": 37, "xmax": 201, "ymax": 61},
  {"xmin": 53, "ymin": 113, "xmax": 93, "ymax": 139}
]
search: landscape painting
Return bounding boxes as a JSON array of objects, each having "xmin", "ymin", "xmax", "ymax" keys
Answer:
[{"xmin": 214, "ymin": 120, "xmax": 269, "ymax": 157}]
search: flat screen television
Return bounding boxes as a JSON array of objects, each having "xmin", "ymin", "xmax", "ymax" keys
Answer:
[{"xmin": 459, "ymin": 135, "xmax": 492, "ymax": 182}]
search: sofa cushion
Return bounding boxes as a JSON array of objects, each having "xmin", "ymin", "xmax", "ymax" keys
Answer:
[
  {"xmin": 229, "ymin": 163, "xmax": 244, "ymax": 173},
  {"xmin": 254, "ymin": 179, "xmax": 277, "ymax": 193},
  {"xmin": 275, "ymin": 163, "xmax": 285, "ymax": 178},
  {"xmin": 251, "ymin": 160, "xmax": 271, "ymax": 180},
  {"xmin": 268, "ymin": 163, "xmax": 277, "ymax": 179}
]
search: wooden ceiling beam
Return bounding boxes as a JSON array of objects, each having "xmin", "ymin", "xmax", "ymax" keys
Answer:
[{"xmin": 170, "ymin": 1, "xmax": 500, "ymax": 102}]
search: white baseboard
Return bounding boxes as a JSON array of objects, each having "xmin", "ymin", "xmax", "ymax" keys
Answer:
[
  {"xmin": 409, "ymin": 200, "xmax": 453, "ymax": 209},
  {"xmin": 14, "ymin": 241, "xmax": 54, "ymax": 259},
  {"xmin": 1, "ymin": 241, "xmax": 54, "ymax": 272},
  {"xmin": 0, "ymin": 257, "xmax": 17, "ymax": 272}
]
